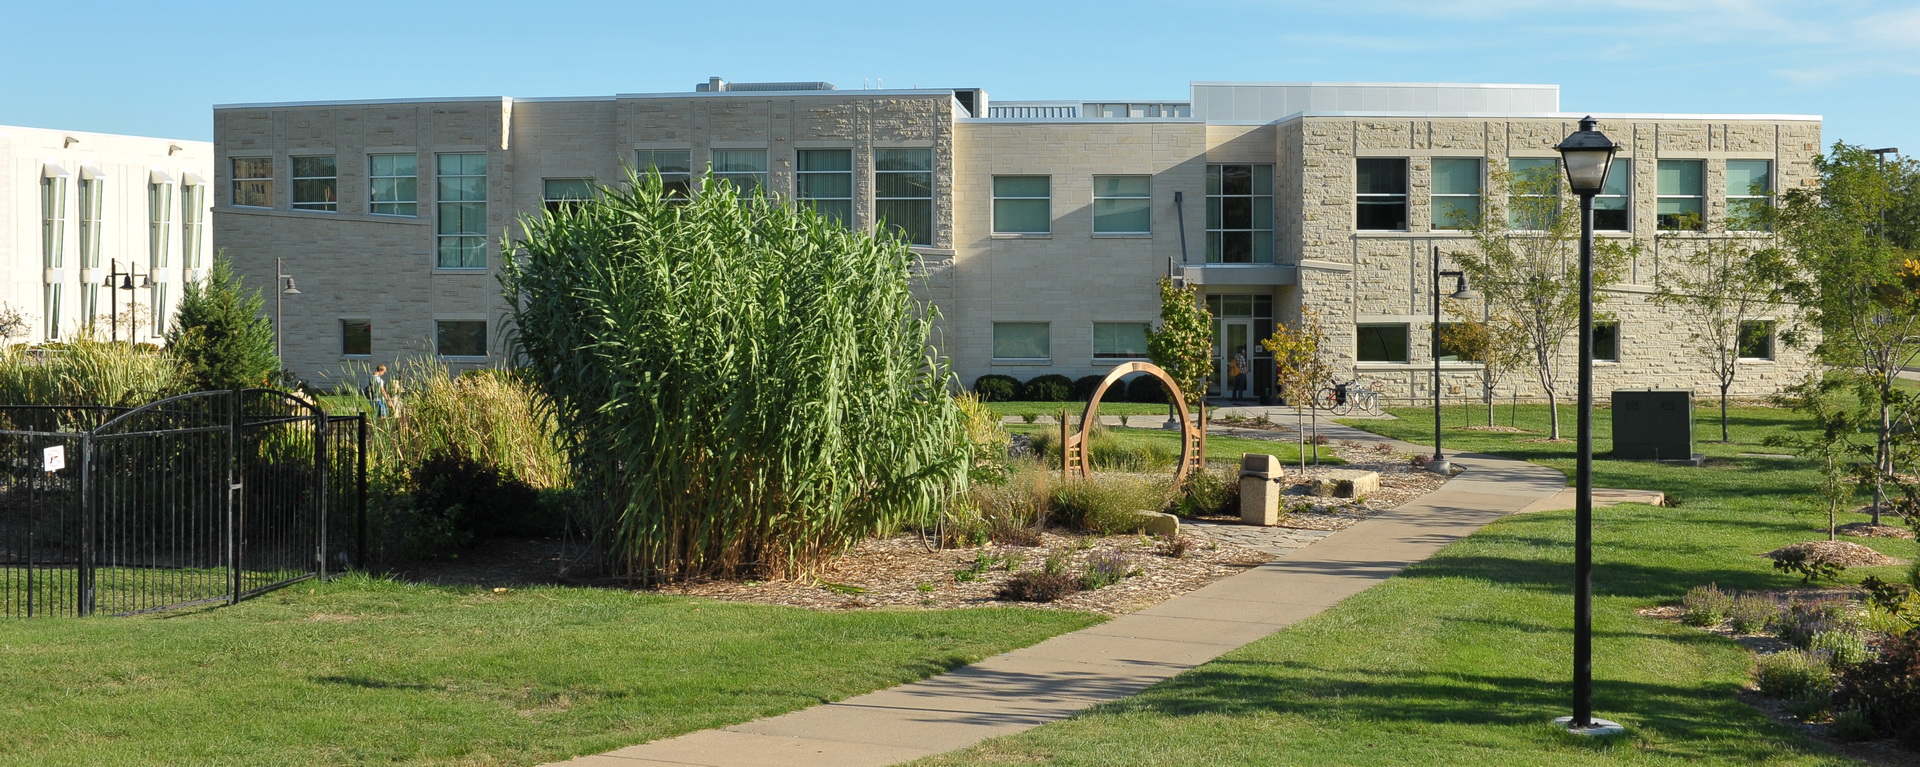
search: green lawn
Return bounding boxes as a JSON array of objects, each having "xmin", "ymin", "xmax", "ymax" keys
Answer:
[
  {"xmin": 916, "ymin": 403, "xmax": 1901, "ymax": 765},
  {"xmin": 1004, "ymin": 424, "xmax": 1340, "ymax": 466},
  {"xmin": 0, "ymin": 575, "xmax": 1100, "ymax": 767}
]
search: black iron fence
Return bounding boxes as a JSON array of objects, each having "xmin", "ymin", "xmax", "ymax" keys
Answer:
[{"xmin": 0, "ymin": 390, "xmax": 365, "ymax": 617}]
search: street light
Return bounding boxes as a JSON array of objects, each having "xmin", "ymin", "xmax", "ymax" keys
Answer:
[
  {"xmin": 1554, "ymin": 116, "xmax": 1622, "ymax": 737},
  {"xmin": 102, "ymin": 260, "xmax": 151, "ymax": 344},
  {"xmin": 1429, "ymin": 245, "xmax": 1478, "ymax": 475},
  {"xmin": 274, "ymin": 257, "xmax": 301, "ymax": 360},
  {"xmin": 1869, "ymin": 147, "xmax": 1899, "ymax": 165}
]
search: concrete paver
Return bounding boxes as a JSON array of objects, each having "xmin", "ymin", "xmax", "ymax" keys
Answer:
[{"xmin": 537, "ymin": 407, "xmax": 1566, "ymax": 767}]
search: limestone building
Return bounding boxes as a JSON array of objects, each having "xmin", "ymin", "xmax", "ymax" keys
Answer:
[
  {"xmin": 212, "ymin": 80, "xmax": 1819, "ymax": 400},
  {"xmin": 2, "ymin": 125, "xmax": 213, "ymax": 344}
]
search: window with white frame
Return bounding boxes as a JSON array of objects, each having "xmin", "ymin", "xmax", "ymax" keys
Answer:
[
  {"xmin": 291, "ymin": 155, "xmax": 337, "ymax": 211},
  {"xmin": 1594, "ymin": 159, "xmax": 1630, "ymax": 231},
  {"xmin": 1430, "ymin": 158, "xmax": 1481, "ymax": 231},
  {"xmin": 797, "ymin": 149, "xmax": 853, "ymax": 225},
  {"xmin": 876, "ymin": 148, "xmax": 934, "ymax": 245},
  {"xmin": 1507, "ymin": 158, "xmax": 1560, "ymax": 230},
  {"xmin": 1092, "ymin": 175, "xmax": 1151, "ymax": 234},
  {"xmin": 635, "ymin": 150, "xmax": 691, "ymax": 198},
  {"xmin": 1093, "ymin": 322, "xmax": 1150, "ymax": 358},
  {"xmin": 231, "ymin": 157, "xmax": 272, "ymax": 207},
  {"xmin": 44, "ymin": 284, "xmax": 61, "ymax": 340},
  {"xmin": 542, "ymin": 178, "xmax": 595, "ymax": 214},
  {"xmin": 1356, "ymin": 159, "xmax": 1408, "ymax": 231},
  {"xmin": 150, "ymin": 283, "xmax": 167, "ymax": 337},
  {"xmin": 436, "ymin": 320, "xmax": 487, "ymax": 357},
  {"xmin": 1658, "ymin": 159, "xmax": 1704, "ymax": 231},
  {"xmin": 149, "ymin": 181, "xmax": 172, "ymax": 268},
  {"xmin": 1206, "ymin": 164, "xmax": 1274, "ymax": 262},
  {"xmin": 711, "ymin": 149, "xmax": 767, "ymax": 196},
  {"xmin": 81, "ymin": 283, "xmax": 99, "ymax": 334},
  {"xmin": 1593, "ymin": 321, "xmax": 1620, "ymax": 362},
  {"xmin": 41, "ymin": 173, "xmax": 66, "ymax": 268},
  {"xmin": 78, "ymin": 174, "xmax": 103, "ymax": 268},
  {"xmin": 1356, "ymin": 324, "xmax": 1410, "ymax": 363},
  {"xmin": 993, "ymin": 176, "xmax": 1051, "ymax": 234},
  {"xmin": 992, "ymin": 322, "xmax": 1050, "ymax": 360},
  {"xmin": 1727, "ymin": 160, "xmax": 1772, "ymax": 231},
  {"xmin": 181, "ymin": 183, "xmax": 205, "ymax": 268},
  {"xmin": 436, "ymin": 153, "xmax": 487, "ymax": 268},
  {"xmin": 369, "ymin": 154, "xmax": 417, "ymax": 216},
  {"xmin": 1738, "ymin": 320, "xmax": 1775, "ymax": 360},
  {"xmin": 341, "ymin": 319, "xmax": 372, "ymax": 356}
]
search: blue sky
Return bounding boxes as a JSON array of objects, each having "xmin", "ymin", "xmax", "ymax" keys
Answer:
[{"xmin": 4, "ymin": 0, "xmax": 1914, "ymax": 153}]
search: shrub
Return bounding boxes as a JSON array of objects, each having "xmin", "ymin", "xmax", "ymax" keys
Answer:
[
  {"xmin": 1727, "ymin": 593, "xmax": 1779, "ymax": 634},
  {"xmin": 1072, "ymin": 375, "xmax": 1106, "ymax": 401},
  {"xmin": 165, "ymin": 256, "xmax": 280, "ymax": 391},
  {"xmin": 955, "ymin": 392, "xmax": 1010, "ymax": 485},
  {"xmin": 1834, "ymin": 629, "xmax": 1920, "ymax": 739},
  {"xmin": 1170, "ymin": 465, "xmax": 1240, "ymax": 517},
  {"xmin": 1050, "ymin": 475, "xmax": 1168, "ymax": 534},
  {"xmin": 1156, "ymin": 534, "xmax": 1197, "ymax": 558},
  {"xmin": 995, "ymin": 570, "xmax": 1082, "ymax": 602},
  {"xmin": 968, "ymin": 462, "xmax": 1050, "ymax": 544},
  {"xmin": 1028, "ymin": 425, "xmax": 1181, "ymax": 473},
  {"xmin": 1830, "ymin": 705, "xmax": 1880, "ymax": 741},
  {"xmin": 410, "ymin": 453, "xmax": 546, "ymax": 540},
  {"xmin": 1681, "ymin": 584, "xmax": 1733, "ymax": 627},
  {"xmin": 973, "ymin": 375, "xmax": 1020, "ymax": 402},
  {"xmin": 1081, "ymin": 549, "xmax": 1140, "ymax": 590},
  {"xmin": 1755, "ymin": 650, "xmax": 1836, "ymax": 700},
  {"xmin": 1021, "ymin": 374, "xmax": 1073, "ymax": 402},
  {"xmin": 0, "ymin": 338, "xmax": 185, "ymax": 410},
  {"xmin": 1811, "ymin": 629, "xmax": 1870, "ymax": 669},
  {"xmin": 1127, "ymin": 374, "xmax": 1169, "ymax": 404},
  {"xmin": 1775, "ymin": 595, "xmax": 1858, "ymax": 649}
]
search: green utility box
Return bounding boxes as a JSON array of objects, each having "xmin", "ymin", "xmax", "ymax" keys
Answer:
[{"xmin": 1611, "ymin": 390, "xmax": 1694, "ymax": 461}]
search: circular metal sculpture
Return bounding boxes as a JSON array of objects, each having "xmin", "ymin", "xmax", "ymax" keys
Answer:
[{"xmin": 1061, "ymin": 362, "xmax": 1207, "ymax": 484}]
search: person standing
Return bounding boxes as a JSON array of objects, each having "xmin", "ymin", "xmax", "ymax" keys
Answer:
[
  {"xmin": 369, "ymin": 365, "xmax": 390, "ymax": 418},
  {"xmin": 1229, "ymin": 351, "xmax": 1248, "ymax": 404}
]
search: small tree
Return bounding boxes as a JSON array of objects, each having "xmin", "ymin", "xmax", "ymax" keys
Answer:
[
  {"xmin": 1652, "ymin": 237, "xmax": 1793, "ymax": 442},
  {"xmin": 1765, "ymin": 374, "xmax": 1864, "ymax": 540},
  {"xmin": 1437, "ymin": 308, "xmax": 1528, "ymax": 427},
  {"xmin": 164, "ymin": 255, "xmax": 281, "ymax": 390},
  {"xmin": 0, "ymin": 303, "xmax": 29, "ymax": 345},
  {"xmin": 1262, "ymin": 305, "xmax": 1332, "ymax": 470},
  {"xmin": 1145, "ymin": 276, "xmax": 1214, "ymax": 409}
]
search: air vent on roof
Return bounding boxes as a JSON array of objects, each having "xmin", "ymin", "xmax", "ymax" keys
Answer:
[{"xmin": 695, "ymin": 77, "xmax": 837, "ymax": 93}]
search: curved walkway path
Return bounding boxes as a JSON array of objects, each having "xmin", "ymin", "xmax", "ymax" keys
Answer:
[{"xmin": 542, "ymin": 415, "xmax": 1567, "ymax": 767}]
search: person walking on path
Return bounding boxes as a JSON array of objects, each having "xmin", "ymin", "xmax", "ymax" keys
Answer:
[{"xmin": 368, "ymin": 365, "xmax": 390, "ymax": 418}]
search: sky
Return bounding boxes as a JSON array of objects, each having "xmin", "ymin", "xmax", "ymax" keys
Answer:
[{"xmin": 3, "ymin": 0, "xmax": 1915, "ymax": 154}]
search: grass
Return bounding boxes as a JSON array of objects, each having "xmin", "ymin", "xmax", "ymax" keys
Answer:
[
  {"xmin": 1006, "ymin": 423, "xmax": 1340, "ymax": 467},
  {"xmin": 913, "ymin": 402, "xmax": 1903, "ymax": 765},
  {"xmin": 0, "ymin": 574, "xmax": 1100, "ymax": 767},
  {"xmin": 987, "ymin": 400, "xmax": 1176, "ymax": 419}
]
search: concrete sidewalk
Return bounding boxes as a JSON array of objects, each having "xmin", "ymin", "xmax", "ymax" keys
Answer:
[{"xmin": 541, "ymin": 422, "xmax": 1566, "ymax": 767}]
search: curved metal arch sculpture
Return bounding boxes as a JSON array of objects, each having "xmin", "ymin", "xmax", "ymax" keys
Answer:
[{"xmin": 1061, "ymin": 362, "xmax": 1206, "ymax": 485}]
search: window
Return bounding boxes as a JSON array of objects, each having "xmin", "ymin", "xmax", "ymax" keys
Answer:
[
  {"xmin": 1593, "ymin": 321, "xmax": 1620, "ymax": 362},
  {"xmin": 1093, "ymin": 322, "xmax": 1150, "ymax": 358},
  {"xmin": 181, "ymin": 183, "xmax": 205, "ymax": 268},
  {"xmin": 43, "ymin": 284, "xmax": 61, "ymax": 341},
  {"xmin": 341, "ymin": 320, "xmax": 372, "ymax": 356},
  {"xmin": 1356, "ymin": 159, "xmax": 1408, "ymax": 231},
  {"xmin": 1431, "ymin": 159, "xmax": 1481, "ymax": 231},
  {"xmin": 542, "ymin": 178, "xmax": 595, "ymax": 213},
  {"xmin": 1205, "ymin": 164, "xmax": 1274, "ymax": 262},
  {"xmin": 1595, "ymin": 159, "xmax": 1630, "ymax": 232},
  {"xmin": 635, "ymin": 150, "xmax": 691, "ymax": 198},
  {"xmin": 875, "ymin": 148, "xmax": 934, "ymax": 245},
  {"xmin": 1507, "ymin": 158, "xmax": 1560, "ymax": 230},
  {"xmin": 797, "ymin": 149, "xmax": 853, "ymax": 225},
  {"xmin": 992, "ymin": 176, "xmax": 1051, "ymax": 234},
  {"xmin": 1738, "ymin": 320, "xmax": 1775, "ymax": 360},
  {"xmin": 291, "ymin": 155, "xmax": 337, "ymax": 211},
  {"xmin": 436, "ymin": 320, "xmax": 488, "ymax": 357},
  {"xmin": 78, "ymin": 175, "xmax": 103, "ymax": 268},
  {"xmin": 231, "ymin": 157, "xmax": 272, "ymax": 207},
  {"xmin": 1092, "ymin": 175, "xmax": 1151, "ymax": 234},
  {"xmin": 369, "ymin": 154, "xmax": 418, "ymax": 216},
  {"xmin": 992, "ymin": 322, "xmax": 1050, "ymax": 360},
  {"xmin": 436, "ymin": 153, "xmax": 487, "ymax": 268},
  {"xmin": 149, "ymin": 182, "xmax": 172, "ymax": 268},
  {"xmin": 41, "ymin": 174, "xmax": 66, "ymax": 269},
  {"xmin": 81, "ymin": 284, "xmax": 99, "ymax": 334},
  {"xmin": 150, "ymin": 283, "xmax": 167, "ymax": 337},
  {"xmin": 711, "ymin": 149, "xmax": 767, "ymax": 196},
  {"xmin": 1657, "ymin": 159, "xmax": 1704, "ymax": 231},
  {"xmin": 1727, "ymin": 160, "xmax": 1772, "ymax": 231},
  {"xmin": 1356, "ymin": 324, "xmax": 1410, "ymax": 363}
]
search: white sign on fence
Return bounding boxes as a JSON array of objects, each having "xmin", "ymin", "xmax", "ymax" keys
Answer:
[{"xmin": 42, "ymin": 445, "xmax": 64, "ymax": 472}]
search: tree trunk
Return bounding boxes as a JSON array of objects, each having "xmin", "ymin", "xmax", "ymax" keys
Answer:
[
  {"xmin": 1875, "ymin": 398, "xmax": 1890, "ymax": 527},
  {"xmin": 1485, "ymin": 370, "xmax": 1496, "ymax": 428},
  {"xmin": 1720, "ymin": 383, "xmax": 1731, "ymax": 443},
  {"xmin": 1545, "ymin": 385, "xmax": 1561, "ymax": 440}
]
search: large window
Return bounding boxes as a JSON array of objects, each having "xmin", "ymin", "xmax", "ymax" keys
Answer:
[
  {"xmin": 875, "ymin": 148, "xmax": 934, "ymax": 245},
  {"xmin": 78, "ymin": 174, "xmax": 103, "ymax": 268},
  {"xmin": 993, "ymin": 176, "xmax": 1051, "ymax": 234},
  {"xmin": 43, "ymin": 284, "xmax": 61, "ymax": 340},
  {"xmin": 436, "ymin": 153, "xmax": 487, "ymax": 268},
  {"xmin": 635, "ymin": 150, "xmax": 691, "ymax": 198},
  {"xmin": 149, "ymin": 181, "xmax": 172, "ymax": 268},
  {"xmin": 797, "ymin": 149, "xmax": 853, "ymax": 225},
  {"xmin": 1205, "ymin": 164, "xmax": 1273, "ymax": 262},
  {"xmin": 436, "ymin": 320, "xmax": 488, "ymax": 358},
  {"xmin": 1507, "ymin": 158, "xmax": 1560, "ymax": 230},
  {"xmin": 1657, "ymin": 159, "xmax": 1704, "ymax": 231},
  {"xmin": 992, "ymin": 322, "xmax": 1050, "ymax": 361},
  {"xmin": 41, "ymin": 173, "xmax": 66, "ymax": 268},
  {"xmin": 369, "ymin": 154, "xmax": 417, "ymax": 216},
  {"xmin": 1093, "ymin": 322, "xmax": 1150, "ymax": 359},
  {"xmin": 81, "ymin": 284, "xmax": 99, "ymax": 334},
  {"xmin": 150, "ymin": 283, "xmax": 168, "ymax": 337},
  {"xmin": 231, "ymin": 157, "xmax": 272, "ymax": 207},
  {"xmin": 1738, "ymin": 320, "xmax": 1775, "ymax": 360},
  {"xmin": 1594, "ymin": 321, "xmax": 1620, "ymax": 362},
  {"xmin": 1727, "ymin": 160, "xmax": 1772, "ymax": 231},
  {"xmin": 1092, "ymin": 175, "xmax": 1151, "ymax": 234},
  {"xmin": 181, "ymin": 182, "xmax": 205, "ymax": 268},
  {"xmin": 711, "ymin": 149, "xmax": 766, "ymax": 196},
  {"xmin": 341, "ymin": 319, "xmax": 372, "ymax": 356},
  {"xmin": 1430, "ymin": 159, "xmax": 1481, "ymax": 231},
  {"xmin": 291, "ymin": 155, "xmax": 337, "ymax": 211},
  {"xmin": 542, "ymin": 178, "xmax": 594, "ymax": 213},
  {"xmin": 1355, "ymin": 159, "xmax": 1408, "ymax": 231},
  {"xmin": 1356, "ymin": 324, "xmax": 1410, "ymax": 363},
  {"xmin": 1595, "ymin": 159, "xmax": 1630, "ymax": 231}
]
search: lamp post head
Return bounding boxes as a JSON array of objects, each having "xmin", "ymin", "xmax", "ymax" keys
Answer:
[
  {"xmin": 282, "ymin": 277, "xmax": 301, "ymax": 295},
  {"xmin": 1556, "ymin": 116, "xmax": 1620, "ymax": 196},
  {"xmin": 119, "ymin": 274, "xmax": 136, "ymax": 291},
  {"xmin": 1449, "ymin": 273, "xmax": 1480, "ymax": 301}
]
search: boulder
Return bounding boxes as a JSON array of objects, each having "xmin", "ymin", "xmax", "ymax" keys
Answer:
[
  {"xmin": 1308, "ymin": 469, "xmax": 1380, "ymax": 499},
  {"xmin": 1137, "ymin": 511, "xmax": 1180, "ymax": 537}
]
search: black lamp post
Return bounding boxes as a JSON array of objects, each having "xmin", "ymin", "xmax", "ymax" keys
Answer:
[
  {"xmin": 1429, "ymin": 245, "xmax": 1478, "ymax": 475},
  {"xmin": 102, "ymin": 260, "xmax": 151, "ymax": 344},
  {"xmin": 1554, "ymin": 116, "xmax": 1621, "ymax": 736}
]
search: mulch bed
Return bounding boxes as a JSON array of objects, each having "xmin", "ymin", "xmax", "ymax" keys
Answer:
[
  {"xmin": 1763, "ymin": 540, "xmax": 1906, "ymax": 568},
  {"xmin": 1839, "ymin": 522, "xmax": 1917, "ymax": 540}
]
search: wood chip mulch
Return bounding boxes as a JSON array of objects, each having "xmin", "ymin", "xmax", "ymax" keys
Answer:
[
  {"xmin": 1838, "ymin": 522, "xmax": 1917, "ymax": 540},
  {"xmin": 1763, "ymin": 540, "xmax": 1906, "ymax": 568}
]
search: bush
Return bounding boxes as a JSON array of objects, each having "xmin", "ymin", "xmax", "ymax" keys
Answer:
[
  {"xmin": 1728, "ymin": 592, "xmax": 1778, "ymax": 634},
  {"xmin": 165, "ymin": 256, "xmax": 280, "ymax": 391},
  {"xmin": 1028, "ymin": 424, "xmax": 1180, "ymax": 473},
  {"xmin": 1072, "ymin": 375, "xmax": 1106, "ymax": 401},
  {"xmin": 955, "ymin": 392, "xmax": 1010, "ymax": 485},
  {"xmin": 1127, "ymin": 375, "xmax": 1169, "ymax": 404},
  {"xmin": 1021, "ymin": 374, "xmax": 1074, "ymax": 402},
  {"xmin": 995, "ymin": 570, "xmax": 1082, "ymax": 602},
  {"xmin": 1170, "ymin": 465, "xmax": 1240, "ymax": 517},
  {"xmin": 967, "ymin": 463, "xmax": 1050, "ymax": 545},
  {"xmin": 1681, "ymin": 584, "xmax": 1733, "ymax": 627},
  {"xmin": 1080, "ymin": 549, "xmax": 1139, "ymax": 590},
  {"xmin": 412, "ymin": 453, "xmax": 546, "ymax": 540},
  {"xmin": 1811, "ymin": 629, "xmax": 1870, "ymax": 669},
  {"xmin": 1050, "ymin": 476, "xmax": 1168, "ymax": 534},
  {"xmin": 1755, "ymin": 649, "xmax": 1836, "ymax": 700},
  {"xmin": 973, "ymin": 375, "xmax": 1020, "ymax": 402},
  {"xmin": 1775, "ymin": 595, "xmax": 1858, "ymax": 649},
  {"xmin": 1834, "ymin": 629, "xmax": 1920, "ymax": 739},
  {"xmin": 0, "ymin": 339, "xmax": 185, "ymax": 410}
]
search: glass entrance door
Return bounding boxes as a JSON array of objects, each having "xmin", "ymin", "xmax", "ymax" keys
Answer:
[
  {"xmin": 1206, "ymin": 293, "xmax": 1273, "ymax": 400},
  {"xmin": 1215, "ymin": 319, "xmax": 1254, "ymax": 400}
]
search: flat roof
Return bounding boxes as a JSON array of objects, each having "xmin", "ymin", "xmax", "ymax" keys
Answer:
[{"xmin": 215, "ymin": 89, "xmax": 957, "ymax": 111}]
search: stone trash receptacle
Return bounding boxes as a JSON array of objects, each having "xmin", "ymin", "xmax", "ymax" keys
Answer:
[{"xmin": 1239, "ymin": 453, "xmax": 1284, "ymax": 526}]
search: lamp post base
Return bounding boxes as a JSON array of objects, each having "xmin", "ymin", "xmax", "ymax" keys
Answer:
[
  {"xmin": 1426, "ymin": 459, "xmax": 1453, "ymax": 476},
  {"xmin": 1551, "ymin": 716, "xmax": 1624, "ymax": 736}
]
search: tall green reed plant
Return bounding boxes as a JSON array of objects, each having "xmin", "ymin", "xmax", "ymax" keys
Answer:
[
  {"xmin": 321, "ymin": 358, "xmax": 567, "ymax": 491},
  {"xmin": 502, "ymin": 170, "xmax": 968, "ymax": 581},
  {"xmin": 0, "ymin": 338, "xmax": 185, "ymax": 408}
]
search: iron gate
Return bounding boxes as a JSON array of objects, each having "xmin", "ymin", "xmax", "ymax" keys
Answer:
[{"xmin": 0, "ymin": 389, "xmax": 365, "ymax": 617}]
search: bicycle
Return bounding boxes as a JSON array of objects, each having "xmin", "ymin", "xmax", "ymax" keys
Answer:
[{"xmin": 1317, "ymin": 378, "xmax": 1386, "ymax": 416}]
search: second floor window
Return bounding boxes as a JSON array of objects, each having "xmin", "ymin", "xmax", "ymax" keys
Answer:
[
  {"xmin": 636, "ymin": 150, "xmax": 691, "ymax": 198},
  {"xmin": 993, "ymin": 176, "xmax": 1051, "ymax": 234},
  {"xmin": 1595, "ymin": 159, "xmax": 1631, "ymax": 231},
  {"xmin": 1206, "ymin": 164, "xmax": 1273, "ymax": 262},
  {"xmin": 41, "ymin": 174, "xmax": 66, "ymax": 269},
  {"xmin": 1430, "ymin": 158, "xmax": 1481, "ymax": 230},
  {"xmin": 543, "ymin": 178, "xmax": 594, "ymax": 214},
  {"xmin": 436, "ymin": 153, "xmax": 487, "ymax": 268},
  {"xmin": 149, "ymin": 181, "xmax": 172, "ymax": 268},
  {"xmin": 1658, "ymin": 159, "xmax": 1704, "ymax": 231},
  {"xmin": 797, "ymin": 149, "xmax": 853, "ymax": 225},
  {"xmin": 370, "ymin": 154, "xmax": 418, "ymax": 216},
  {"xmin": 292, "ymin": 155, "xmax": 337, "ymax": 211},
  {"xmin": 181, "ymin": 183, "xmax": 206, "ymax": 268},
  {"xmin": 711, "ymin": 150, "xmax": 767, "ymax": 197},
  {"xmin": 1507, "ymin": 158, "xmax": 1560, "ymax": 230},
  {"xmin": 1727, "ymin": 159, "xmax": 1772, "ymax": 231},
  {"xmin": 231, "ymin": 157, "xmax": 272, "ymax": 207},
  {"xmin": 876, "ymin": 148, "xmax": 934, "ymax": 245},
  {"xmin": 1355, "ymin": 159, "xmax": 1407, "ymax": 231},
  {"xmin": 79, "ymin": 175, "xmax": 103, "ymax": 268},
  {"xmin": 1092, "ymin": 175, "xmax": 1151, "ymax": 234}
]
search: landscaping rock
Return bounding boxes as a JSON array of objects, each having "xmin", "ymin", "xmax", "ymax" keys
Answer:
[
  {"xmin": 1137, "ymin": 511, "xmax": 1179, "ymax": 537},
  {"xmin": 1308, "ymin": 469, "xmax": 1380, "ymax": 499}
]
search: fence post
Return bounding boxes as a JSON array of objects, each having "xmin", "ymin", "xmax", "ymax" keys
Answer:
[
  {"xmin": 227, "ymin": 390, "xmax": 242, "ymax": 605},
  {"xmin": 77, "ymin": 435, "xmax": 94, "ymax": 617},
  {"xmin": 356, "ymin": 415, "xmax": 367, "ymax": 570},
  {"xmin": 314, "ymin": 409, "xmax": 328, "ymax": 581}
]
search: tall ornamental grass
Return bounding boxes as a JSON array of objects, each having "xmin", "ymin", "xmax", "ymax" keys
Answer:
[
  {"xmin": 0, "ymin": 339, "xmax": 185, "ymax": 409},
  {"xmin": 502, "ymin": 171, "xmax": 968, "ymax": 580}
]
